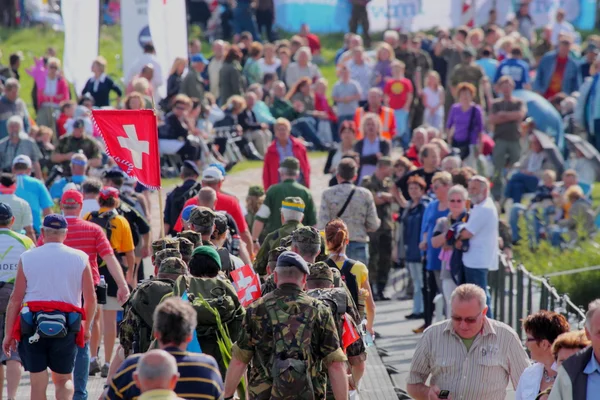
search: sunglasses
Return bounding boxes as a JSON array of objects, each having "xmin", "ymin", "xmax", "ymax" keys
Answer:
[
  {"xmin": 451, "ymin": 313, "xmax": 481, "ymax": 324},
  {"xmin": 49, "ymin": 65, "xmax": 59, "ymax": 70},
  {"xmin": 175, "ymin": 106, "xmax": 188, "ymax": 111},
  {"xmin": 449, "ymin": 199, "xmax": 464, "ymax": 203}
]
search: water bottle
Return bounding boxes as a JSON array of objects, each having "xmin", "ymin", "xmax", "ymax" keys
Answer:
[
  {"xmin": 361, "ymin": 320, "xmax": 374, "ymax": 347},
  {"xmin": 97, "ymin": 275, "xmax": 107, "ymax": 305}
]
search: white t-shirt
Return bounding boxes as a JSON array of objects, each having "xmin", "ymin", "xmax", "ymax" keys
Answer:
[
  {"xmin": 21, "ymin": 242, "xmax": 88, "ymax": 307},
  {"xmin": 462, "ymin": 196, "xmax": 499, "ymax": 270},
  {"xmin": 80, "ymin": 198, "xmax": 100, "ymax": 218},
  {"xmin": 258, "ymin": 58, "xmax": 281, "ymax": 76}
]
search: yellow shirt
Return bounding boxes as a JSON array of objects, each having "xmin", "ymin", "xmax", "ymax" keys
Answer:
[
  {"xmin": 332, "ymin": 258, "xmax": 369, "ymax": 287},
  {"xmin": 84, "ymin": 208, "xmax": 135, "ymax": 254}
]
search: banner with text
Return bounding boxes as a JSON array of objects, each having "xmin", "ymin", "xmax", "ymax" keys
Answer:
[{"xmin": 121, "ymin": 0, "xmax": 151, "ymax": 84}]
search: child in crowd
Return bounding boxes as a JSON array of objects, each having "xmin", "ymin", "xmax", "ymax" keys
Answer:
[
  {"xmin": 384, "ymin": 60, "xmax": 413, "ymax": 148},
  {"xmin": 56, "ymin": 100, "xmax": 75, "ymax": 137},
  {"xmin": 421, "ymin": 71, "xmax": 445, "ymax": 130}
]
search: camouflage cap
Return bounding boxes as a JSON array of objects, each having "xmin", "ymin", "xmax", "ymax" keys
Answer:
[
  {"xmin": 175, "ymin": 237, "xmax": 194, "ymax": 257},
  {"xmin": 154, "ymin": 248, "xmax": 182, "ymax": 267},
  {"xmin": 189, "ymin": 206, "xmax": 216, "ymax": 228},
  {"xmin": 291, "ymin": 226, "xmax": 321, "ymax": 245},
  {"xmin": 152, "ymin": 238, "xmax": 180, "ymax": 256},
  {"xmin": 177, "ymin": 230, "xmax": 202, "ymax": 248},
  {"xmin": 268, "ymin": 246, "xmax": 289, "ymax": 263},
  {"xmin": 308, "ymin": 261, "xmax": 334, "ymax": 282},
  {"xmin": 279, "ymin": 235, "xmax": 292, "ymax": 248},
  {"xmin": 248, "ymin": 185, "xmax": 265, "ymax": 197},
  {"xmin": 280, "ymin": 157, "xmax": 299, "ymax": 171},
  {"xmin": 214, "ymin": 212, "xmax": 228, "ymax": 235},
  {"xmin": 158, "ymin": 257, "xmax": 187, "ymax": 276}
]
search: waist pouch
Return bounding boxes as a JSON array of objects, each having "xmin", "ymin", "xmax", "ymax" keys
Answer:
[{"xmin": 20, "ymin": 311, "xmax": 82, "ymax": 339}]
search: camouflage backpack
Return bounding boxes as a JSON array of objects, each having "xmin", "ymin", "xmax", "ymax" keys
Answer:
[
  {"xmin": 121, "ymin": 278, "xmax": 175, "ymax": 354},
  {"xmin": 264, "ymin": 297, "xmax": 320, "ymax": 400},
  {"xmin": 306, "ymin": 288, "xmax": 347, "ymax": 339}
]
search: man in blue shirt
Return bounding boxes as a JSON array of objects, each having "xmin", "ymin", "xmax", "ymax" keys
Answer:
[
  {"xmin": 476, "ymin": 47, "xmax": 499, "ymax": 81},
  {"xmin": 494, "ymin": 47, "xmax": 531, "ymax": 90},
  {"xmin": 49, "ymin": 153, "xmax": 88, "ymax": 200},
  {"xmin": 12, "ymin": 155, "xmax": 54, "ymax": 234}
]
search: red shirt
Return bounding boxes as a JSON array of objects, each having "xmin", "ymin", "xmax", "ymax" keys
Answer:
[
  {"xmin": 384, "ymin": 77, "xmax": 413, "ymax": 110},
  {"xmin": 405, "ymin": 144, "xmax": 422, "ymax": 167},
  {"xmin": 304, "ymin": 33, "xmax": 321, "ymax": 54},
  {"xmin": 545, "ymin": 56, "xmax": 567, "ymax": 99},
  {"xmin": 38, "ymin": 217, "xmax": 113, "ymax": 285},
  {"xmin": 173, "ymin": 191, "xmax": 248, "ymax": 234},
  {"xmin": 56, "ymin": 113, "xmax": 69, "ymax": 137}
]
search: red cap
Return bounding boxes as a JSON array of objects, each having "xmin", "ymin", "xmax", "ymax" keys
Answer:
[
  {"xmin": 99, "ymin": 187, "xmax": 120, "ymax": 200},
  {"xmin": 61, "ymin": 189, "xmax": 83, "ymax": 206}
]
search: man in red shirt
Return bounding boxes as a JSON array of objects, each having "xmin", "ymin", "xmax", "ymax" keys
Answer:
[
  {"xmin": 299, "ymin": 24, "xmax": 323, "ymax": 64},
  {"xmin": 384, "ymin": 60, "xmax": 414, "ymax": 148},
  {"xmin": 38, "ymin": 189, "xmax": 130, "ymax": 399},
  {"xmin": 173, "ymin": 167, "xmax": 254, "ymax": 255}
]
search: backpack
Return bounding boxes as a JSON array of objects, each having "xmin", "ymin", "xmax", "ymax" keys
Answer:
[
  {"xmin": 167, "ymin": 182, "xmax": 202, "ymax": 229},
  {"xmin": 264, "ymin": 297, "xmax": 319, "ymax": 400},
  {"xmin": 123, "ymin": 278, "xmax": 175, "ymax": 354},
  {"xmin": 325, "ymin": 258, "xmax": 358, "ymax": 306},
  {"xmin": 306, "ymin": 288, "xmax": 347, "ymax": 339},
  {"xmin": 171, "ymin": 275, "xmax": 238, "ymax": 338}
]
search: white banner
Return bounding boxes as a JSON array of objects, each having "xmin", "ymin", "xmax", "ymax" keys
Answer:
[
  {"xmin": 367, "ymin": 0, "xmax": 454, "ymax": 33},
  {"xmin": 121, "ymin": 0, "xmax": 151, "ymax": 85},
  {"xmin": 148, "ymin": 0, "xmax": 188, "ymax": 99},
  {"xmin": 62, "ymin": 0, "xmax": 99, "ymax": 96}
]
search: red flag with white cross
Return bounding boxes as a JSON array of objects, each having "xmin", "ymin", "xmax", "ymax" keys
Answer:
[
  {"xmin": 231, "ymin": 265, "xmax": 261, "ymax": 307},
  {"xmin": 91, "ymin": 110, "xmax": 161, "ymax": 189}
]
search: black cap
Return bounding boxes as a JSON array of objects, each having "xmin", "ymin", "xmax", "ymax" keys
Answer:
[
  {"xmin": 102, "ymin": 168, "xmax": 126, "ymax": 179},
  {"xmin": 73, "ymin": 118, "xmax": 85, "ymax": 129},
  {"xmin": 182, "ymin": 160, "xmax": 201, "ymax": 177},
  {"xmin": 275, "ymin": 251, "xmax": 309, "ymax": 274},
  {"xmin": 43, "ymin": 214, "xmax": 68, "ymax": 230},
  {"xmin": 0, "ymin": 203, "xmax": 13, "ymax": 220}
]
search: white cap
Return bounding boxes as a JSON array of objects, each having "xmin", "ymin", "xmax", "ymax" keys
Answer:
[
  {"xmin": 202, "ymin": 166, "xmax": 224, "ymax": 182},
  {"xmin": 12, "ymin": 155, "xmax": 32, "ymax": 168}
]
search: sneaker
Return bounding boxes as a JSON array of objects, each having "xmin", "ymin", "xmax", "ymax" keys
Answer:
[
  {"xmin": 101, "ymin": 363, "xmax": 110, "ymax": 378},
  {"xmin": 89, "ymin": 359, "xmax": 101, "ymax": 376},
  {"xmin": 405, "ymin": 313, "xmax": 424, "ymax": 320}
]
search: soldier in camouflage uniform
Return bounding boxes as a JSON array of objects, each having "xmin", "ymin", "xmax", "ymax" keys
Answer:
[
  {"xmin": 254, "ymin": 197, "xmax": 306, "ymax": 277},
  {"xmin": 307, "ymin": 263, "xmax": 367, "ymax": 399},
  {"xmin": 361, "ymin": 157, "xmax": 395, "ymax": 300},
  {"xmin": 175, "ymin": 237, "xmax": 194, "ymax": 264},
  {"xmin": 449, "ymin": 48, "xmax": 485, "ymax": 105},
  {"xmin": 260, "ymin": 246, "xmax": 289, "ymax": 296},
  {"xmin": 176, "ymin": 230, "xmax": 203, "ymax": 248},
  {"xmin": 151, "ymin": 238, "xmax": 180, "ymax": 276},
  {"xmin": 188, "ymin": 206, "xmax": 236, "ymax": 274},
  {"xmin": 225, "ymin": 251, "xmax": 349, "ymax": 400},
  {"xmin": 52, "ymin": 125, "xmax": 102, "ymax": 175},
  {"xmin": 119, "ymin": 257, "xmax": 187, "ymax": 357}
]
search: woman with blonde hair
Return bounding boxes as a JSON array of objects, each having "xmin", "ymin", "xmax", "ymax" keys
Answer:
[
  {"xmin": 30, "ymin": 57, "xmax": 70, "ymax": 134},
  {"xmin": 550, "ymin": 185, "xmax": 597, "ymax": 247},
  {"xmin": 81, "ymin": 56, "xmax": 122, "ymax": 107},
  {"xmin": 162, "ymin": 57, "xmax": 187, "ymax": 111},
  {"xmin": 371, "ymin": 42, "xmax": 395, "ymax": 89}
]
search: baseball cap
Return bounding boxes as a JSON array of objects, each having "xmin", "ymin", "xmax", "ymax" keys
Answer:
[
  {"xmin": 182, "ymin": 160, "xmax": 201, "ymax": 177},
  {"xmin": 308, "ymin": 261, "xmax": 334, "ymax": 282},
  {"xmin": 177, "ymin": 230, "xmax": 202, "ymax": 247},
  {"xmin": 181, "ymin": 205, "xmax": 196, "ymax": 223},
  {"xmin": 12, "ymin": 155, "xmax": 32, "ymax": 168},
  {"xmin": 202, "ymin": 166, "xmax": 224, "ymax": 183},
  {"xmin": 154, "ymin": 248, "xmax": 182, "ymax": 268},
  {"xmin": 190, "ymin": 53, "xmax": 209, "ymax": 64},
  {"xmin": 158, "ymin": 257, "xmax": 188, "ymax": 277},
  {"xmin": 291, "ymin": 226, "xmax": 321, "ymax": 245},
  {"xmin": 189, "ymin": 206, "xmax": 216, "ymax": 228},
  {"xmin": 61, "ymin": 189, "xmax": 84, "ymax": 206},
  {"xmin": 281, "ymin": 197, "xmax": 305, "ymax": 213},
  {"xmin": 73, "ymin": 118, "xmax": 85, "ymax": 129},
  {"xmin": 276, "ymin": 251, "xmax": 309, "ymax": 274},
  {"xmin": 0, "ymin": 203, "xmax": 13, "ymax": 220},
  {"xmin": 268, "ymin": 246, "xmax": 289, "ymax": 263},
  {"xmin": 175, "ymin": 237, "xmax": 194, "ymax": 258},
  {"xmin": 248, "ymin": 185, "xmax": 265, "ymax": 197},
  {"xmin": 43, "ymin": 214, "xmax": 68, "ymax": 230},
  {"xmin": 191, "ymin": 246, "xmax": 221, "ymax": 269},
  {"xmin": 209, "ymin": 163, "xmax": 227, "ymax": 177},
  {"xmin": 152, "ymin": 238, "xmax": 180, "ymax": 256},
  {"xmin": 99, "ymin": 186, "xmax": 120, "ymax": 200},
  {"xmin": 280, "ymin": 157, "xmax": 300, "ymax": 172}
]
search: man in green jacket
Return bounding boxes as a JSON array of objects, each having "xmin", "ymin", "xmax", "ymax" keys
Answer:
[{"xmin": 180, "ymin": 54, "xmax": 208, "ymax": 100}]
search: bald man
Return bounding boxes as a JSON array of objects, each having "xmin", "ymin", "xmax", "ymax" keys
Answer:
[{"xmin": 133, "ymin": 350, "xmax": 184, "ymax": 399}]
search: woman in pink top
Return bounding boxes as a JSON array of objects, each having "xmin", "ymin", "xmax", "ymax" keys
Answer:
[{"xmin": 28, "ymin": 57, "xmax": 70, "ymax": 135}]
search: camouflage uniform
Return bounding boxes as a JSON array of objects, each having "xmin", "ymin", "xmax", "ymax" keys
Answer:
[
  {"xmin": 245, "ymin": 185, "xmax": 265, "ymax": 230},
  {"xmin": 307, "ymin": 263, "xmax": 367, "ymax": 400},
  {"xmin": 119, "ymin": 257, "xmax": 187, "ymax": 356},
  {"xmin": 152, "ymin": 238, "xmax": 180, "ymax": 258},
  {"xmin": 232, "ymin": 252, "xmax": 347, "ymax": 399},
  {"xmin": 176, "ymin": 230, "xmax": 203, "ymax": 248},
  {"xmin": 54, "ymin": 134, "xmax": 101, "ymax": 175},
  {"xmin": 260, "ymin": 246, "xmax": 289, "ymax": 296},
  {"xmin": 175, "ymin": 237, "xmax": 194, "ymax": 262},
  {"xmin": 361, "ymin": 169, "xmax": 394, "ymax": 296},
  {"xmin": 449, "ymin": 61, "xmax": 485, "ymax": 105}
]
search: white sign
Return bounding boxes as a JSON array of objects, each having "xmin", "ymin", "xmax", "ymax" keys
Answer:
[
  {"xmin": 367, "ymin": 0, "xmax": 454, "ymax": 33},
  {"xmin": 120, "ymin": 0, "xmax": 151, "ymax": 86},
  {"xmin": 62, "ymin": 0, "xmax": 99, "ymax": 96}
]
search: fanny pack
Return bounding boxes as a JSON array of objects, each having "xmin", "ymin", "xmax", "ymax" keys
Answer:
[{"xmin": 20, "ymin": 311, "xmax": 82, "ymax": 343}]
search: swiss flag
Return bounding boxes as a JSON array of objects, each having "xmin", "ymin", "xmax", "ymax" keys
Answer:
[
  {"xmin": 230, "ymin": 265, "xmax": 261, "ymax": 307},
  {"xmin": 341, "ymin": 313, "xmax": 361, "ymax": 351},
  {"xmin": 91, "ymin": 110, "xmax": 161, "ymax": 189}
]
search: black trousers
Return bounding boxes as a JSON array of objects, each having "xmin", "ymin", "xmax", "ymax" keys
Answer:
[
  {"xmin": 422, "ymin": 262, "xmax": 440, "ymax": 327},
  {"xmin": 256, "ymin": 9, "xmax": 276, "ymax": 42}
]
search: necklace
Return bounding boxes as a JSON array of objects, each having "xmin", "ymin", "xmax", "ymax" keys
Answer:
[{"xmin": 543, "ymin": 367, "xmax": 556, "ymax": 383}]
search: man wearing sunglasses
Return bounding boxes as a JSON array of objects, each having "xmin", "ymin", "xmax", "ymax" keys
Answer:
[{"xmin": 407, "ymin": 284, "xmax": 529, "ymax": 400}]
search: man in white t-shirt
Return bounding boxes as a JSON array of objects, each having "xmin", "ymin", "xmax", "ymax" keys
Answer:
[
  {"xmin": 550, "ymin": 9, "xmax": 575, "ymax": 46},
  {"xmin": 457, "ymin": 175, "xmax": 498, "ymax": 318},
  {"xmin": 80, "ymin": 178, "xmax": 101, "ymax": 218}
]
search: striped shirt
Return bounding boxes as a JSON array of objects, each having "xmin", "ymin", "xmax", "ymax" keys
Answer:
[
  {"xmin": 38, "ymin": 217, "xmax": 113, "ymax": 286},
  {"xmin": 106, "ymin": 347, "xmax": 224, "ymax": 400},
  {"xmin": 407, "ymin": 317, "xmax": 531, "ymax": 400}
]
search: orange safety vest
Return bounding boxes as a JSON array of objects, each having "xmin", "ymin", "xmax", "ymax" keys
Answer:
[{"xmin": 354, "ymin": 106, "xmax": 395, "ymax": 141}]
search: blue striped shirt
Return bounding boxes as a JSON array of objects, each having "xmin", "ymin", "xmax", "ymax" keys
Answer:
[{"xmin": 106, "ymin": 347, "xmax": 224, "ymax": 400}]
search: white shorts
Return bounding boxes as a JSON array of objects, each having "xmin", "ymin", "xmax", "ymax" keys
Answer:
[{"xmin": 102, "ymin": 296, "xmax": 123, "ymax": 311}]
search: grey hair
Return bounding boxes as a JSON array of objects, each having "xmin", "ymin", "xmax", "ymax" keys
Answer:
[
  {"xmin": 451, "ymin": 284, "xmax": 487, "ymax": 310},
  {"xmin": 4, "ymin": 78, "xmax": 20, "ymax": 91},
  {"xmin": 278, "ymin": 167, "xmax": 300, "ymax": 179},
  {"xmin": 274, "ymin": 265, "xmax": 305, "ymax": 281},
  {"xmin": 41, "ymin": 227, "xmax": 67, "ymax": 236},
  {"xmin": 384, "ymin": 30, "xmax": 400, "ymax": 41},
  {"xmin": 297, "ymin": 46, "xmax": 312, "ymax": 61},
  {"xmin": 441, "ymin": 156, "xmax": 461, "ymax": 171},
  {"xmin": 448, "ymin": 184, "xmax": 468, "ymax": 200},
  {"xmin": 192, "ymin": 224, "xmax": 214, "ymax": 236},
  {"xmin": 292, "ymin": 241, "xmax": 320, "ymax": 260},
  {"xmin": 7, "ymin": 115, "xmax": 23, "ymax": 131},
  {"xmin": 281, "ymin": 208, "xmax": 303, "ymax": 222},
  {"xmin": 470, "ymin": 175, "xmax": 490, "ymax": 193},
  {"xmin": 136, "ymin": 350, "xmax": 178, "ymax": 382},
  {"xmin": 586, "ymin": 299, "xmax": 600, "ymax": 330},
  {"xmin": 198, "ymin": 187, "xmax": 217, "ymax": 207}
]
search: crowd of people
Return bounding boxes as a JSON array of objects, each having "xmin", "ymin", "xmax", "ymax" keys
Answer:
[{"xmin": 0, "ymin": 2, "xmax": 599, "ymax": 400}]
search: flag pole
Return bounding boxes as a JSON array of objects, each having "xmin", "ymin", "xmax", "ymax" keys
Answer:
[{"xmin": 149, "ymin": 96, "xmax": 166, "ymax": 239}]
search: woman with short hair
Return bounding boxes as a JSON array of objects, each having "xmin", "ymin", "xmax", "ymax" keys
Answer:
[{"xmin": 81, "ymin": 56, "xmax": 122, "ymax": 107}]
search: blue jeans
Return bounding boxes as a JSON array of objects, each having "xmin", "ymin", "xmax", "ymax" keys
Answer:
[
  {"xmin": 550, "ymin": 226, "xmax": 568, "ymax": 247},
  {"xmin": 73, "ymin": 342, "xmax": 90, "ymax": 400},
  {"xmin": 463, "ymin": 267, "xmax": 493, "ymax": 318},
  {"xmin": 347, "ymin": 241, "xmax": 369, "ymax": 265},
  {"xmin": 393, "ymin": 109, "xmax": 410, "ymax": 148},
  {"xmin": 504, "ymin": 172, "xmax": 539, "ymax": 203},
  {"xmin": 233, "ymin": 2, "xmax": 260, "ymax": 40},
  {"xmin": 407, "ymin": 262, "xmax": 424, "ymax": 314},
  {"xmin": 291, "ymin": 118, "xmax": 328, "ymax": 150}
]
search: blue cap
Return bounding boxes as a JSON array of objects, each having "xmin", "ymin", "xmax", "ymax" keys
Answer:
[
  {"xmin": 190, "ymin": 53, "xmax": 208, "ymax": 64},
  {"xmin": 209, "ymin": 163, "xmax": 226, "ymax": 177},
  {"xmin": 43, "ymin": 214, "xmax": 68, "ymax": 230},
  {"xmin": 275, "ymin": 251, "xmax": 309, "ymax": 274},
  {"xmin": 181, "ymin": 205, "xmax": 196, "ymax": 222},
  {"xmin": 183, "ymin": 160, "xmax": 201, "ymax": 177},
  {"xmin": 0, "ymin": 203, "xmax": 13, "ymax": 220}
]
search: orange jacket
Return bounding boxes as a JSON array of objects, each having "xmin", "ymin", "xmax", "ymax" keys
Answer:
[{"xmin": 354, "ymin": 105, "xmax": 396, "ymax": 141}]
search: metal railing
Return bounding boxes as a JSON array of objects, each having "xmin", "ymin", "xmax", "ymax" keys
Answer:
[{"xmin": 490, "ymin": 260, "xmax": 588, "ymax": 337}]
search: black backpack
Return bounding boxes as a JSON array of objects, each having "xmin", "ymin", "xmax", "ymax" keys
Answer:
[{"xmin": 167, "ymin": 182, "xmax": 202, "ymax": 230}]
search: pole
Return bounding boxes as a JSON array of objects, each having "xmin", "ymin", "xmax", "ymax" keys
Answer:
[{"xmin": 149, "ymin": 97, "xmax": 166, "ymax": 239}]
